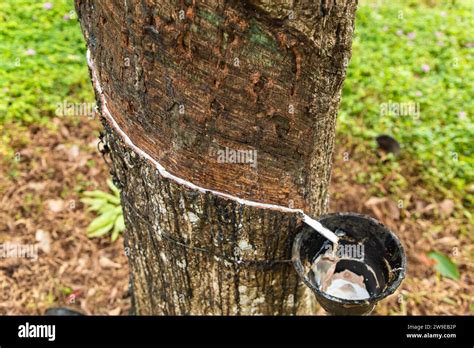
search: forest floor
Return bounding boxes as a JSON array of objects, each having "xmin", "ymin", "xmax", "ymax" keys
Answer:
[{"xmin": 0, "ymin": 114, "xmax": 471, "ymax": 315}]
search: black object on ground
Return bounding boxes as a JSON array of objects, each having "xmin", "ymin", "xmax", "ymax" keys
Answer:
[
  {"xmin": 44, "ymin": 307, "xmax": 85, "ymax": 316},
  {"xmin": 376, "ymin": 134, "xmax": 401, "ymax": 155}
]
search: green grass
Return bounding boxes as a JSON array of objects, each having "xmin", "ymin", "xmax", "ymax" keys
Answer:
[
  {"xmin": 0, "ymin": 0, "xmax": 92, "ymax": 125},
  {"xmin": 340, "ymin": 0, "xmax": 473, "ymax": 201},
  {"xmin": 1, "ymin": 0, "xmax": 472, "ymax": 205}
]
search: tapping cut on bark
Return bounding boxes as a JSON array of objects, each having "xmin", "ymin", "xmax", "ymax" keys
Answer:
[{"xmin": 76, "ymin": 0, "xmax": 357, "ymax": 315}]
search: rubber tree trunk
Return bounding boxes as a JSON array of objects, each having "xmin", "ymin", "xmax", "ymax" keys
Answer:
[{"xmin": 75, "ymin": 0, "xmax": 357, "ymax": 315}]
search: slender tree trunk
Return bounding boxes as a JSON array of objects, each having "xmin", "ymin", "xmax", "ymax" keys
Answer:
[{"xmin": 75, "ymin": 0, "xmax": 357, "ymax": 315}]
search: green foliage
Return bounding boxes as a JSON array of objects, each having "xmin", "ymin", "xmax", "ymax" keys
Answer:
[
  {"xmin": 340, "ymin": 0, "xmax": 473, "ymax": 199},
  {"xmin": 0, "ymin": 0, "xmax": 93, "ymax": 125},
  {"xmin": 81, "ymin": 180, "xmax": 125, "ymax": 242},
  {"xmin": 427, "ymin": 251, "xmax": 460, "ymax": 280}
]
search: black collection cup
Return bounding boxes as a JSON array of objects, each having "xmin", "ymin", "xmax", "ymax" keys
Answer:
[{"xmin": 292, "ymin": 212, "xmax": 406, "ymax": 315}]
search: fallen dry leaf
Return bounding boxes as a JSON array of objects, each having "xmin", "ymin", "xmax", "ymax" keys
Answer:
[
  {"xmin": 416, "ymin": 253, "xmax": 437, "ymax": 267},
  {"xmin": 46, "ymin": 199, "xmax": 65, "ymax": 213},
  {"xmin": 439, "ymin": 199, "xmax": 455, "ymax": 217},
  {"xmin": 364, "ymin": 196, "xmax": 400, "ymax": 220},
  {"xmin": 35, "ymin": 229, "xmax": 52, "ymax": 254},
  {"xmin": 108, "ymin": 307, "xmax": 121, "ymax": 316},
  {"xmin": 99, "ymin": 256, "xmax": 122, "ymax": 269}
]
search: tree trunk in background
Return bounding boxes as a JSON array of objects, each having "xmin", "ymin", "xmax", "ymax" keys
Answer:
[{"xmin": 75, "ymin": 0, "xmax": 357, "ymax": 315}]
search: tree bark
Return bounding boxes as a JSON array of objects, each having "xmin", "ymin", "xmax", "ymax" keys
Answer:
[{"xmin": 75, "ymin": 0, "xmax": 357, "ymax": 315}]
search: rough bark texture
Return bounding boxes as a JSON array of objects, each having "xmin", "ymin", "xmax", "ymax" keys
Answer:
[
  {"xmin": 104, "ymin": 121, "xmax": 307, "ymax": 314},
  {"xmin": 76, "ymin": 0, "xmax": 357, "ymax": 315}
]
